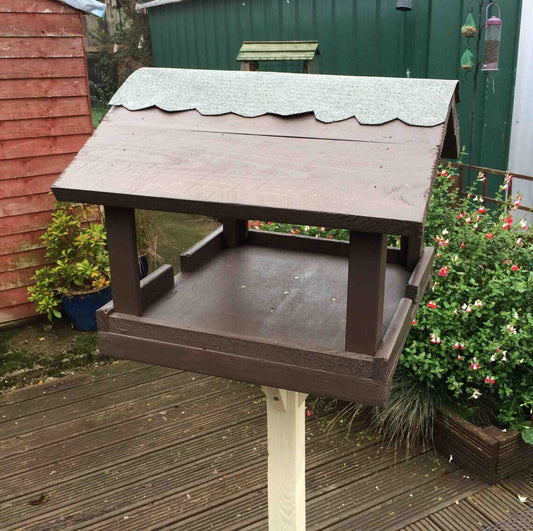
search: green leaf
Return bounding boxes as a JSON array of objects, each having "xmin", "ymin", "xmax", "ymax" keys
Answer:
[{"xmin": 521, "ymin": 426, "xmax": 533, "ymax": 446}]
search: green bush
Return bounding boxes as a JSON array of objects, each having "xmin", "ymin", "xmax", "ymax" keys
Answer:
[
  {"xmin": 403, "ymin": 169, "xmax": 532, "ymax": 430},
  {"xmin": 27, "ymin": 204, "xmax": 110, "ymax": 320},
  {"xmin": 249, "ymin": 167, "xmax": 533, "ymax": 438}
]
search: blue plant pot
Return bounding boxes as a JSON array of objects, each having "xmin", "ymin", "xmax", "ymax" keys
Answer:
[{"xmin": 61, "ymin": 287, "xmax": 112, "ymax": 331}]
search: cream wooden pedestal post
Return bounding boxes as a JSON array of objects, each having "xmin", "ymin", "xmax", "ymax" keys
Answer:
[{"xmin": 262, "ymin": 387, "xmax": 308, "ymax": 531}]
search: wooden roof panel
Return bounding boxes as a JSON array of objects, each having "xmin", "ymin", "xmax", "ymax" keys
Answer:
[{"xmin": 52, "ymin": 105, "xmax": 450, "ymax": 234}]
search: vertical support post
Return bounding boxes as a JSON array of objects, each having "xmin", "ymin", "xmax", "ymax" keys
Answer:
[
  {"xmin": 262, "ymin": 387, "xmax": 308, "ymax": 531},
  {"xmin": 399, "ymin": 231, "xmax": 423, "ymax": 271},
  {"xmin": 222, "ymin": 218, "xmax": 249, "ymax": 248},
  {"xmin": 305, "ymin": 56, "xmax": 319, "ymax": 74},
  {"xmin": 241, "ymin": 61, "xmax": 259, "ymax": 71},
  {"xmin": 104, "ymin": 206, "xmax": 142, "ymax": 316},
  {"xmin": 345, "ymin": 231, "xmax": 387, "ymax": 354}
]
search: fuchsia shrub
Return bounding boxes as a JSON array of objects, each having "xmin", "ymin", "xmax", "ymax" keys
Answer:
[{"xmin": 250, "ymin": 167, "xmax": 533, "ymax": 430}]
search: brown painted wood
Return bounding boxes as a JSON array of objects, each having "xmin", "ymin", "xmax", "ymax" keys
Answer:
[
  {"xmin": 406, "ymin": 246, "xmax": 434, "ymax": 303},
  {"xmin": 240, "ymin": 61, "xmax": 259, "ymax": 71},
  {"xmin": 105, "ymin": 312, "xmax": 375, "ymax": 378},
  {"xmin": 0, "ymin": 285, "xmax": 34, "ymax": 307},
  {"xmin": 0, "ymin": 116, "xmax": 92, "ymax": 141},
  {"xmin": 0, "ymin": 153, "xmax": 76, "ymax": 180},
  {"xmin": 180, "ymin": 226, "xmax": 225, "ymax": 272},
  {"xmin": 139, "ymin": 264, "xmax": 174, "ymax": 310},
  {"xmin": 104, "ymin": 207, "xmax": 142, "ymax": 316},
  {"xmin": 0, "ymin": 77, "xmax": 88, "ymax": 100},
  {"xmin": 0, "ymin": 37, "xmax": 84, "ymax": 58},
  {"xmin": 0, "ymin": 13, "xmax": 83, "ymax": 37},
  {"xmin": 222, "ymin": 218, "xmax": 249, "ymax": 248},
  {"xmin": 0, "ymin": 57, "xmax": 86, "ymax": 79},
  {"xmin": 133, "ymin": 245, "xmax": 409, "ymax": 356},
  {"xmin": 52, "ymin": 120, "xmax": 441, "ymax": 235},
  {"xmin": 0, "ymin": 96, "xmax": 90, "ymax": 121},
  {"xmin": 248, "ymin": 229, "xmax": 349, "ymax": 256},
  {"xmin": 108, "ymin": 106, "xmax": 446, "ymax": 149},
  {"xmin": 345, "ymin": 231, "xmax": 387, "ymax": 355},
  {"xmin": 100, "ymin": 332, "xmax": 388, "ymax": 405},
  {"xmin": 0, "ymin": 0, "xmax": 78, "ymax": 13},
  {"xmin": 400, "ymin": 232, "xmax": 424, "ymax": 271},
  {"xmin": 373, "ymin": 298, "xmax": 416, "ymax": 382}
]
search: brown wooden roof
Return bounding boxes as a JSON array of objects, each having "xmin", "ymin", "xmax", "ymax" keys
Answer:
[{"xmin": 52, "ymin": 71, "xmax": 459, "ymax": 235}]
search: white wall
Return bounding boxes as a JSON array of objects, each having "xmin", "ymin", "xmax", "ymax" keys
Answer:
[{"xmin": 508, "ymin": 0, "xmax": 533, "ymax": 223}]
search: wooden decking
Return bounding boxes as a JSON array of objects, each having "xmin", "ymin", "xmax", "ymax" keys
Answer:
[{"xmin": 0, "ymin": 361, "xmax": 531, "ymax": 530}]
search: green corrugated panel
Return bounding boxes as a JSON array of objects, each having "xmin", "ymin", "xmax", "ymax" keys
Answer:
[{"xmin": 148, "ymin": 0, "xmax": 521, "ymax": 180}]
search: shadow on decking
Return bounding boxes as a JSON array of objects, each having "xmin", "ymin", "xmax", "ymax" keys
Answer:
[{"xmin": 0, "ymin": 362, "xmax": 531, "ymax": 530}]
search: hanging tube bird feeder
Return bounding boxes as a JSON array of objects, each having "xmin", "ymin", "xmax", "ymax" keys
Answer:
[{"xmin": 482, "ymin": 3, "xmax": 502, "ymax": 71}]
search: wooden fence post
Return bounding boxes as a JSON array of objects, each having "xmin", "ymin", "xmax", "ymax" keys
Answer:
[{"xmin": 262, "ymin": 387, "xmax": 308, "ymax": 531}]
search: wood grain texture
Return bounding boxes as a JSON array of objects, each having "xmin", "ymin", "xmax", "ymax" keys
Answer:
[
  {"xmin": 0, "ymin": 37, "xmax": 84, "ymax": 58},
  {"xmin": 0, "ymin": 285, "xmax": 34, "ymax": 307},
  {"xmin": 106, "ymin": 312, "xmax": 375, "ymax": 378},
  {"xmin": 139, "ymin": 245, "xmax": 409, "ymax": 356},
  {"xmin": 104, "ymin": 207, "xmax": 142, "ymax": 316},
  {"xmin": 345, "ymin": 232, "xmax": 387, "ymax": 354},
  {"xmin": 52, "ymin": 118, "xmax": 441, "ymax": 235},
  {"xmin": 0, "ymin": 173, "xmax": 58, "ymax": 198},
  {"xmin": 0, "ymin": 116, "xmax": 92, "ymax": 141},
  {"xmin": 109, "ymin": 107, "xmax": 446, "ymax": 146},
  {"xmin": 0, "ymin": 77, "xmax": 88, "ymax": 100},
  {"xmin": 99, "ymin": 332, "xmax": 389, "ymax": 405},
  {"xmin": 0, "ymin": 13, "xmax": 83, "ymax": 37},
  {"xmin": 0, "ymin": 133, "xmax": 89, "ymax": 159},
  {"xmin": 0, "ymin": 0, "xmax": 78, "ymax": 13},
  {"xmin": 222, "ymin": 218, "xmax": 249, "ymax": 248},
  {"xmin": 0, "ymin": 229, "xmax": 46, "ymax": 256},
  {"xmin": 0, "ymin": 57, "xmax": 86, "ymax": 79},
  {"xmin": 0, "ymin": 265, "xmax": 41, "ymax": 291},
  {"xmin": 0, "ymin": 97, "xmax": 90, "ymax": 121},
  {"xmin": 0, "ymin": 248, "xmax": 46, "ymax": 273},
  {"xmin": 0, "ymin": 301, "xmax": 37, "ymax": 322},
  {"xmin": 0, "ymin": 153, "xmax": 77, "ymax": 180},
  {"xmin": 0, "ymin": 193, "xmax": 55, "ymax": 217},
  {"xmin": 0, "ymin": 210, "xmax": 54, "ymax": 236},
  {"xmin": 180, "ymin": 226, "xmax": 225, "ymax": 272},
  {"xmin": 263, "ymin": 387, "xmax": 307, "ymax": 531}
]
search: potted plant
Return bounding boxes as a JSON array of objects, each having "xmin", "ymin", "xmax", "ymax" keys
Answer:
[{"xmin": 28, "ymin": 203, "xmax": 111, "ymax": 331}]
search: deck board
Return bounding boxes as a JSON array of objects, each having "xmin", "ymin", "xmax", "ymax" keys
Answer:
[{"xmin": 0, "ymin": 361, "xmax": 531, "ymax": 530}]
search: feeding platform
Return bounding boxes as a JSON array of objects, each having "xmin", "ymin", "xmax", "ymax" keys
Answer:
[{"xmin": 52, "ymin": 68, "xmax": 459, "ymax": 407}]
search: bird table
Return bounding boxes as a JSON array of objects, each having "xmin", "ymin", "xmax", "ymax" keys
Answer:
[{"xmin": 52, "ymin": 68, "xmax": 459, "ymax": 530}]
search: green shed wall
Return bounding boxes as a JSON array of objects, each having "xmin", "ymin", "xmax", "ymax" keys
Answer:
[{"xmin": 148, "ymin": 0, "xmax": 521, "ymax": 181}]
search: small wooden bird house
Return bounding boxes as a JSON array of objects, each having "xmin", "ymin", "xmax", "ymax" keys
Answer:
[
  {"xmin": 236, "ymin": 40, "xmax": 320, "ymax": 73},
  {"xmin": 52, "ymin": 68, "xmax": 459, "ymax": 406}
]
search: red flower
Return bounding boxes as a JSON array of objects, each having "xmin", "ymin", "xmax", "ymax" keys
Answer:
[
  {"xmin": 306, "ymin": 410, "xmax": 312, "ymax": 417},
  {"xmin": 427, "ymin": 301, "xmax": 437, "ymax": 309},
  {"xmin": 438, "ymin": 267, "xmax": 449, "ymax": 277},
  {"xmin": 248, "ymin": 221, "xmax": 253, "ymax": 228},
  {"xmin": 457, "ymin": 355, "xmax": 463, "ymax": 361},
  {"xmin": 461, "ymin": 242, "xmax": 466, "ymax": 248},
  {"xmin": 254, "ymin": 220, "xmax": 259, "ymax": 229},
  {"xmin": 327, "ymin": 234, "xmax": 332, "ymax": 239},
  {"xmin": 470, "ymin": 362, "xmax": 480, "ymax": 370},
  {"xmin": 441, "ymin": 170, "xmax": 448, "ymax": 177},
  {"xmin": 412, "ymin": 320, "xmax": 417, "ymax": 325},
  {"xmin": 485, "ymin": 233, "xmax": 494, "ymax": 239},
  {"xmin": 478, "ymin": 207, "xmax": 486, "ymax": 214},
  {"xmin": 511, "ymin": 264, "xmax": 519, "ymax": 271}
]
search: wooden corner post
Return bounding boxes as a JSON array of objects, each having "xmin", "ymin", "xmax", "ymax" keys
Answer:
[
  {"xmin": 262, "ymin": 387, "xmax": 308, "ymax": 531},
  {"xmin": 345, "ymin": 231, "xmax": 387, "ymax": 354},
  {"xmin": 104, "ymin": 206, "xmax": 142, "ymax": 316}
]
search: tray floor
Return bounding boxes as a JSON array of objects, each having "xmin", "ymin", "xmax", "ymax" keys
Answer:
[{"xmin": 146, "ymin": 244, "xmax": 410, "ymax": 353}]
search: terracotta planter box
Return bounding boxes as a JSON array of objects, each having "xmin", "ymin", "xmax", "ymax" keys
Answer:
[{"xmin": 435, "ymin": 412, "xmax": 533, "ymax": 484}]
